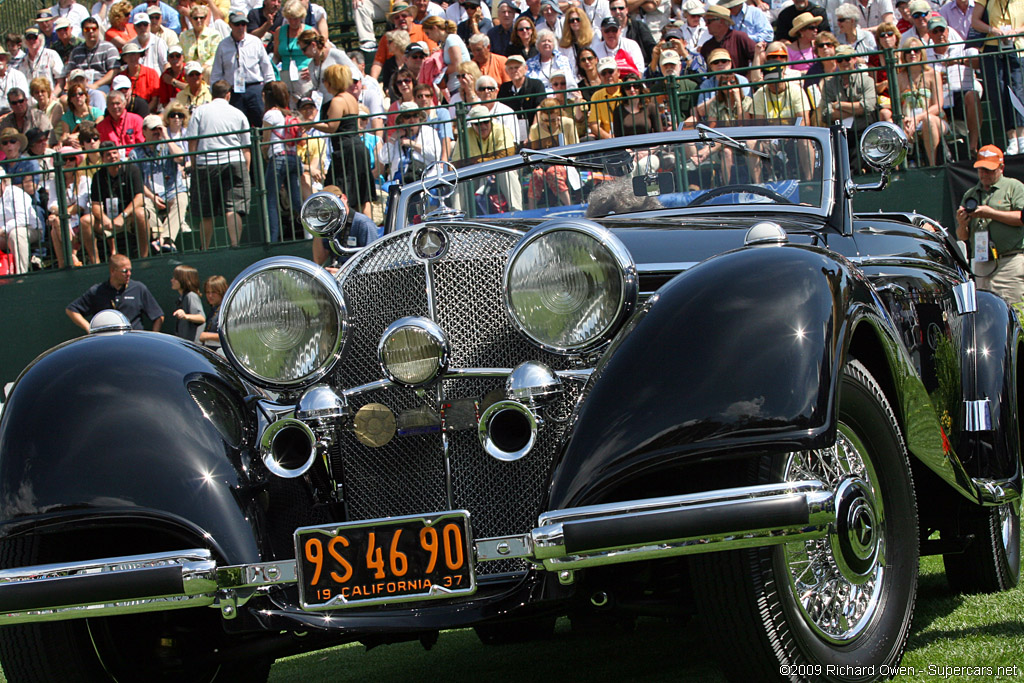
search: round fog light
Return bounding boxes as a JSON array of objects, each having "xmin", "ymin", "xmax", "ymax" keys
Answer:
[{"xmin": 378, "ymin": 317, "xmax": 450, "ymax": 387}]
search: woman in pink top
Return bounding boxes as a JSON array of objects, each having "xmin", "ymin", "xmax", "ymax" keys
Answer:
[{"xmin": 786, "ymin": 12, "xmax": 823, "ymax": 73}]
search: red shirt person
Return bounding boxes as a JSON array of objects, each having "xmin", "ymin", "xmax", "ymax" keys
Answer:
[{"xmin": 96, "ymin": 90, "xmax": 145, "ymax": 151}]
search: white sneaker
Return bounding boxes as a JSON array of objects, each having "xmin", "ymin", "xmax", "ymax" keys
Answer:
[{"xmin": 1007, "ymin": 137, "xmax": 1019, "ymax": 155}]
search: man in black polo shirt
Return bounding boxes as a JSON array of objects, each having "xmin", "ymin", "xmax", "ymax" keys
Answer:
[
  {"xmin": 90, "ymin": 141, "xmax": 151, "ymax": 258},
  {"xmin": 66, "ymin": 253, "xmax": 164, "ymax": 331}
]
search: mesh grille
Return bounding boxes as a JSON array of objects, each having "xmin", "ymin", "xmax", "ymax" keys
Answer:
[{"xmin": 333, "ymin": 225, "xmax": 585, "ymax": 575}]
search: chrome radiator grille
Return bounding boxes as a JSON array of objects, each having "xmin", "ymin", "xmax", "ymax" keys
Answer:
[{"xmin": 333, "ymin": 224, "xmax": 581, "ymax": 574}]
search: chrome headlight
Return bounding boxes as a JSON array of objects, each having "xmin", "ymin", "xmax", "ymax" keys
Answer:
[
  {"xmin": 300, "ymin": 191, "xmax": 349, "ymax": 239},
  {"xmin": 220, "ymin": 257, "xmax": 347, "ymax": 390},
  {"xmin": 859, "ymin": 122, "xmax": 909, "ymax": 171},
  {"xmin": 505, "ymin": 219, "xmax": 636, "ymax": 353}
]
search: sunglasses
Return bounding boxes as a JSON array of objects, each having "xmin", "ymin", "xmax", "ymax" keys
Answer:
[
  {"xmin": 516, "ymin": 26, "xmax": 532, "ymax": 32},
  {"xmin": 120, "ymin": 268, "xmax": 131, "ymax": 274},
  {"xmin": 8, "ymin": 99, "xmax": 26, "ymax": 105},
  {"xmin": 396, "ymin": 78, "xmax": 413, "ymax": 85},
  {"xmin": 623, "ymin": 82, "xmax": 639, "ymax": 89},
  {"xmin": 568, "ymin": 17, "xmax": 580, "ymax": 23},
  {"xmin": 911, "ymin": 11, "xmax": 928, "ymax": 18},
  {"xmin": 476, "ymin": 85, "xmax": 496, "ymax": 91},
  {"xmin": 710, "ymin": 59, "xmax": 730, "ymax": 65},
  {"xmin": 929, "ymin": 26, "xmax": 946, "ymax": 33},
  {"xmin": 815, "ymin": 42, "xmax": 835, "ymax": 47},
  {"xmin": 878, "ymin": 31, "xmax": 895, "ymax": 37},
  {"xmin": 169, "ymin": 112, "xmax": 185, "ymax": 118},
  {"xmin": 71, "ymin": 91, "xmax": 87, "ymax": 97},
  {"xmin": 25, "ymin": 34, "xmax": 39, "ymax": 41},
  {"xmin": 603, "ymin": 26, "xmax": 619, "ymax": 32},
  {"xmin": 1, "ymin": 139, "xmax": 19, "ymax": 145},
  {"xmin": 407, "ymin": 52, "xmax": 425, "ymax": 58},
  {"xmin": 80, "ymin": 135, "xmax": 99, "ymax": 142},
  {"xmin": 580, "ymin": 55, "xmax": 595, "ymax": 62}
]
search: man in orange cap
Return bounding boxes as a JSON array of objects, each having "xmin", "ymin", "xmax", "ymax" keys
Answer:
[{"xmin": 957, "ymin": 145, "xmax": 1024, "ymax": 303}]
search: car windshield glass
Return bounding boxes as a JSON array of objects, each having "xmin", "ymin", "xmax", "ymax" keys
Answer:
[{"xmin": 402, "ymin": 133, "xmax": 826, "ymax": 223}]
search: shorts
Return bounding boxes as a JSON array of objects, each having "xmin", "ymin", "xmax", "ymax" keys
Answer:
[{"xmin": 190, "ymin": 161, "xmax": 250, "ymax": 219}]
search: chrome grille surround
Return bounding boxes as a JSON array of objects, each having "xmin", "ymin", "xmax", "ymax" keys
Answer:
[{"xmin": 334, "ymin": 224, "xmax": 586, "ymax": 575}]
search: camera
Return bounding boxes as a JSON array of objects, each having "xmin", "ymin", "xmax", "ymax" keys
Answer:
[{"xmin": 964, "ymin": 197, "xmax": 979, "ymax": 213}]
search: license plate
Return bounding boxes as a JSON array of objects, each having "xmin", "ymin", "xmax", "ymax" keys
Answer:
[{"xmin": 294, "ymin": 511, "xmax": 476, "ymax": 610}]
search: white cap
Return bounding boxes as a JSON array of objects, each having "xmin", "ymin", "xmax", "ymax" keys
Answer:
[
  {"xmin": 597, "ymin": 56, "xmax": 617, "ymax": 72},
  {"xmin": 185, "ymin": 61, "xmax": 202, "ymax": 74},
  {"xmin": 112, "ymin": 74, "xmax": 131, "ymax": 90},
  {"xmin": 143, "ymin": 114, "xmax": 163, "ymax": 129},
  {"xmin": 682, "ymin": 0, "xmax": 706, "ymax": 14}
]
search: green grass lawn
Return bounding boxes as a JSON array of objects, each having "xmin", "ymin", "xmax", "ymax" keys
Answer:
[{"xmin": 266, "ymin": 554, "xmax": 1024, "ymax": 682}]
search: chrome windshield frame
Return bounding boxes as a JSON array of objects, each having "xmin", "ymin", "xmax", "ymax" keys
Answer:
[{"xmin": 392, "ymin": 127, "xmax": 838, "ymax": 228}]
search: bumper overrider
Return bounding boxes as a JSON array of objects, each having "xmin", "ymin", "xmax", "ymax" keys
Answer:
[{"xmin": 0, "ymin": 481, "xmax": 833, "ymax": 624}]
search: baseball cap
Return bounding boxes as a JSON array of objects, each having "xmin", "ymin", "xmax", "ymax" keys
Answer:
[
  {"xmin": 168, "ymin": 44, "xmax": 183, "ymax": 55},
  {"xmin": 405, "ymin": 40, "xmax": 429, "ymax": 55},
  {"xmin": 467, "ymin": 104, "xmax": 490, "ymax": 121},
  {"xmin": 708, "ymin": 47, "xmax": 732, "ymax": 63},
  {"xmin": 229, "ymin": 10, "xmax": 248, "ymax": 24},
  {"xmin": 506, "ymin": 54, "xmax": 525, "ymax": 65},
  {"xmin": 24, "ymin": 27, "xmax": 41, "ymax": 38},
  {"xmin": 36, "ymin": 9, "xmax": 55, "ymax": 21},
  {"xmin": 112, "ymin": 74, "xmax": 131, "ymax": 90},
  {"xmin": 540, "ymin": 0, "xmax": 562, "ymax": 13},
  {"xmin": 185, "ymin": 61, "xmax": 203, "ymax": 74},
  {"xmin": 681, "ymin": 0, "xmax": 705, "ymax": 14},
  {"xmin": 297, "ymin": 96, "xmax": 316, "ymax": 108},
  {"xmin": 663, "ymin": 27, "xmax": 684, "ymax": 41},
  {"xmin": 907, "ymin": 0, "xmax": 930, "ymax": 14},
  {"xmin": 974, "ymin": 145, "xmax": 1004, "ymax": 170},
  {"xmin": 835, "ymin": 44, "xmax": 855, "ymax": 56},
  {"xmin": 766, "ymin": 44, "xmax": 788, "ymax": 57},
  {"xmin": 147, "ymin": 5, "xmax": 163, "ymax": 15},
  {"xmin": 54, "ymin": 17, "xmax": 71, "ymax": 30},
  {"xmin": 120, "ymin": 43, "xmax": 144, "ymax": 55},
  {"xmin": 927, "ymin": 15, "xmax": 947, "ymax": 31},
  {"xmin": 142, "ymin": 114, "xmax": 163, "ymax": 130},
  {"xmin": 601, "ymin": 16, "xmax": 619, "ymax": 30},
  {"xmin": 398, "ymin": 101, "xmax": 419, "ymax": 112},
  {"xmin": 132, "ymin": 13, "xmax": 150, "ymax": 25},
  {"xmin": 68, "ymin": 68, "xmax": 88, "ymax": 80},
  {"xmin": 462, "ymin": 0, "xmax": 482, "ymax": 6},
  {"xmin": 597, "ymin": 56, "xmax": 618, "ymax": 72},
  {"xmin": 660, "ymin": 50, "xmax": 681, "ymax": 67}
]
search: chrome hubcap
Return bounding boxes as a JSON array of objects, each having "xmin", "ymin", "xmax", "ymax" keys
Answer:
[{"xmin": 781, "ymin": 429, "xmax": 885, "ymax": 644}]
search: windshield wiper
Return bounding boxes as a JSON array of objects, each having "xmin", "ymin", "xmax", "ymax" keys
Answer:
[
  {"xmin": 520, "ymin": 148, "xmax": 606, "ymax": 170},
  {"xmin": 695, "ymin": 124, "xmax": 771, "ymax": 160}
]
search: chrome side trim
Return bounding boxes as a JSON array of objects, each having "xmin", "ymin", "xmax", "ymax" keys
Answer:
[
  {"xmin": 341, "ymin": 368, "xmax": 594, "ymax": 400},
  {"xmin": 964, "ymin": 399, "xmax": 993, "ymax": 432},
  {"xmin": 636, "ymin": 262, "xmax": 699, "ymax": 274},
  {"xmin": 972, "ymin": 478, "xmax": 1022, "ymax": 506},
  {"xmin": 953, "ymin": 280, "xmax": 977, "ymax": 314}
]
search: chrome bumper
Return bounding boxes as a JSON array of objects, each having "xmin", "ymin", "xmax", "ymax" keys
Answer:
[{"xmin": 0, "ymin": 480, "xmax": 833, "ymax": 624}]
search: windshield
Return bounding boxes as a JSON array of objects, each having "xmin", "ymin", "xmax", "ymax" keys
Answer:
[{"xmin": 402, "ymin": 132, "xmax": 826, "ymax": 223}]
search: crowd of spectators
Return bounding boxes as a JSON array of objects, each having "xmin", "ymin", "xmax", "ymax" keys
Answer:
[{"xmin": 0, "ymin": 0, "xmax": 1022, "ymax": 275}]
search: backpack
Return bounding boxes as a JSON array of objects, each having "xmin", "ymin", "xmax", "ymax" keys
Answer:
[{"xmin": 279, "ymin": 115, "xmax": 303, "ymax": 147}]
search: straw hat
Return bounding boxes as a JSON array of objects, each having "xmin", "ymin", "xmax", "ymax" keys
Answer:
[
  {"xmin": 789, "ymin": 12, "xmax": 823, "ymax": 37},
  {"xmin": 0, "ymin": 127, "xmax": 27, "ymax": 153},
  {"xmin": 704, "ymin": 5, "xmax": 732, "ymax": 23}
]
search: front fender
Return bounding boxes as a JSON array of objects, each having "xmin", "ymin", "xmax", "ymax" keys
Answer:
[
  {"xmin": 548, "ymin": 245, "xmax": 865, "ymax": 509},
  {"xmin": 0, "ymin": 332, "xmax": 265, "ymax": 565}
]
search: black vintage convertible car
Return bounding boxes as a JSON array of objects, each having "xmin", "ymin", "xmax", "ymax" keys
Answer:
[{"xmin": 0, "ymin": 123, "xmax": 1019, "ymax": 682}]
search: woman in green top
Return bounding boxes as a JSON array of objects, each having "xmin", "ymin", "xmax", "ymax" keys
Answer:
[
  {"xmin": 274, "ymin": 0, "xmax": 314, "ymax": 102},
  {"xmin": 61, "ymin": 83, "xmax": 104, "ymax": 134}
]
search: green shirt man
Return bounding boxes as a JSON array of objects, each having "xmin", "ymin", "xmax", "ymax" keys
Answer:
[{"xmin": 956, "ymin": 145, "xmax": 1024, "ymax": 303}]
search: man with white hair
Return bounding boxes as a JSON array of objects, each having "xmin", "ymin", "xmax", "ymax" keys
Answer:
[
  {"xmin": 469, "ymin": 33, "xmax": 508, "ymax": 85},
  {"xmin": 474, "ymin": 75, "xmax": 520, "ymax": 141},
  {"xmin": 591, "ymin": 16, "xmax": 644, "ymax": 75}
]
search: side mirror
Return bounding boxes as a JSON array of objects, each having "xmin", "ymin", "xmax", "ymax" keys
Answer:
[{"xmin": 848, "ymin": 123, "xmax": 910, "ymax": 195}]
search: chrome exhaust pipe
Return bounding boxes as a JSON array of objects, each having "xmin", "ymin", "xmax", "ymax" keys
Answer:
[
  {"xmin": 260, "ymin": 419, "xmax": 317, "ymax": 478},
  {"xmin": 478, "ymin": 400, "xmax": 538, "ymax": 462}
]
